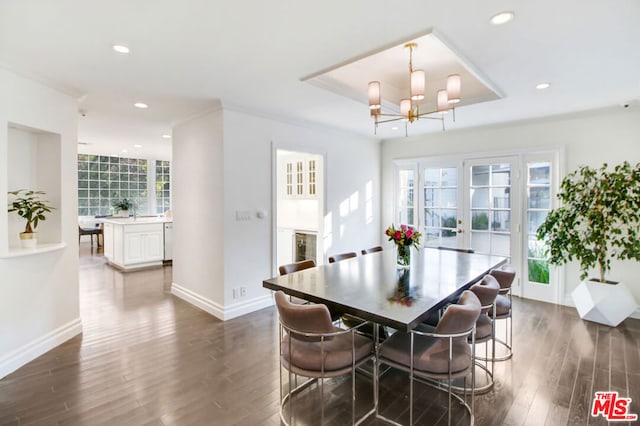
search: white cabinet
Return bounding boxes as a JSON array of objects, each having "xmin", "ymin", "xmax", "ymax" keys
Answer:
[{"xmin": 103, "ymin": 219, "xmax": 167, "ymax": 270}]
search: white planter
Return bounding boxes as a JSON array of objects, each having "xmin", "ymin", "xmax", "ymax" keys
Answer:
[
  {"xmin": 19, "ymin": 232, "xmax": 37, "ymax": 249},
  {"xmin": 572, "ymin": 279, "xmax": 638, "ymax": 327},
  {"xmin": 117, "ymin": 210, "xmax": 129, "ymax": 218}
]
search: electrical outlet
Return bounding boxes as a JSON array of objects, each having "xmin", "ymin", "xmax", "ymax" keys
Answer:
[{"xmin": 240, "ymin": 286, "xmax": 247, "ymax": 297}]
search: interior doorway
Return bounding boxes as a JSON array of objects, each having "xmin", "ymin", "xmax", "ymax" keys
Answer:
[{"xmin": 275, "ymin": 149, "xmax": 324, "ymax": 271}]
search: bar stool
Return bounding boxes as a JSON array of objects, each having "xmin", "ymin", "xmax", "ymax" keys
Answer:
[{"xmin": 489, "ymin": 264, "xmax": 516, "ymax": 361}]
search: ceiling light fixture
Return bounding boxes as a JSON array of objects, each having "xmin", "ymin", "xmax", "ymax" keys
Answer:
[
  {"xmin": 536, "ymin": 82, "xmax": 551, "ymax": 90},
  {"xmin": 134, "ymin": 102, "xmax": 148, "ymax": 109},
  {"xmin": 490, "ymin": 11, "xmax": 514, "ymax": 26},
  {"xmin": 368, "ymin": 43, "xmax": 461, "ymax": 135},
  {"xmin": 121, "ymin": 149, "xmax": 128, "ymax": 153},
  {"xmin": 112, "ymin": 44, "xmax": 130, "ymax": 54}
]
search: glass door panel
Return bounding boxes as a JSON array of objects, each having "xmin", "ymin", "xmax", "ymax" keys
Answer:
[{"xmin": 422, "ymin": 166, "xmax": 460, "ymax": 248}]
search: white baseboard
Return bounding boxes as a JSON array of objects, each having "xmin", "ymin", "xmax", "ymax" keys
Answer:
[
  {"xmin": 171, "ymin": 282, "xmax": 273, "ymax": 321},
  {"xmin": 0, "ymin": 318, "xmax": 82, "ymax": 380}
]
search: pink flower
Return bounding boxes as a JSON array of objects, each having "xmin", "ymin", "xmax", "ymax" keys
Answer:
[
  {"xmin": 400, "ymin": 224, "xmax": 407, "ymax": 231},
  {"xmin": 394, "ymin": 230, "xmax": 402, "ymax": 240},
  {"xmin": 406, "ymin": 228, "xmax": 413, "ymax": 239}
]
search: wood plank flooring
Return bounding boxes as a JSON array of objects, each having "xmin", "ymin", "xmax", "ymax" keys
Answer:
[{"xmin": 1, "ymin": 243, "xmax": 639, "ymax": 425}]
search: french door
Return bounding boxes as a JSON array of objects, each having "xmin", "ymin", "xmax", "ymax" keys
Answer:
[{"xmin": 394, "ymin": 152, "xmax": 560, "ymax": 304}]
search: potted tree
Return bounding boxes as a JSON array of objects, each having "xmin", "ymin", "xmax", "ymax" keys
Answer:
[
  {"xmin": 537, "ymin": 161, "xmax": 640, "ymax": 326},
  {"xmin": 112, "ymin": 198, "xmax": 132, "ymax": 217},
  {"xmin": 7, "ymin": 189, "xmax": 55, "ymax": 248}
]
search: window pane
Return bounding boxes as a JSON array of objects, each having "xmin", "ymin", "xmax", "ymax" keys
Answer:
[
  {"xmin": 528, "ymin": 211, "xmax": 548, "ymax": 233},
  {"xmin": 471, "ymin": 165, "xmax": 490, "ymax": 186},
  {"xmin": 424, "ymin": 168, "xmax": 439, "ymax": 186},
  {"xmin": 491, "ymin": 234, "xmax": 511, "ymax": 257},
  {"xmin": 441, "ymin": 188, "xmax": 456, "ymax": 208},
  {"xmin": 471, "ymin": 231, "xmax": 490, "ymax": 253},
  {"xmin": 441, "ymin": 209, "xmax": 457, "ymax": 229},
  {"xmin": 425, "ymin": 209, "xmax": 440, "ymax": 227},
  {"xmin": 492, "ymin": 187, "xmax": 511, "ymax": 209},
  {"xmin": 471, "ymin": 211, "xmax": 489, "ymax": 230},
  {"xmin": 441, "ymin": 168, "xmax": 457, "ymax": 187},
  {"xmin": 424, "ymin": 188, "xmax": 436, "ymax": 207},
  {"xmin": 528, "ymin": 259, "xmax": 550, "ymax": 284},
  {"xmin": 471, "ymin": 188, "xmax": 489, "ymax": 209},
  {"xmin": 529, "ymin": 163, "xmax": 550, "ymax": 185},
  {"xmin": 492, "ymin": 211, "xmax": 510, "ymax": 232},
  {"xmin": 491, "ymin": 164, "xmax": 511, "ymax": 185},
  {"xmin": 528, "ymin": 187, "xmax": 550, "ymax": 209}
]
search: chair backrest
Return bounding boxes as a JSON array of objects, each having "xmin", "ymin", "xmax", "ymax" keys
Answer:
[
  {"xmin": 274, "ymin": 291, "xmax": 334, "ymax": 341},
  {"xmin": 279, "ymin": 259, "xmax": 316, "ymax": 276},
  {"xmin": 328, "ymin": 252, "xmax": 357, "ymax": 263},
  {"xmin": 436, "ymin": 246, "xmax": 475, "ymax": 253},
  {"xmin": 434, "ymin": 290, "xmax": 481, "ymax": 336},
  {"xmin": 470, "ymin": 275, "xmax": 500, "ymax": 312},
  {"xmin": 361, "ymin": 246, "xmax": 383, "ymax": 255},
  {"xmin": 489, "ymin": 264, "xmax": 516, "ymax": 290}
]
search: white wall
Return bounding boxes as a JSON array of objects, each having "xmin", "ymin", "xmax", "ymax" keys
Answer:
[
  {"xmin": 222, "ymin": 109, "xmax": 381, "ymax": 315},
  {"xmin": 172, "ymin": 106, "xmax": 381, "ymax": 320},
  {"xmin": 171, "ymin": 108, "xmax": 226, "ymax": 315},
  {"xmin": 381, "ymin": 107, "xmax": 640, "ymax": 306},
  {"xmin": 0, "ymin": 68, "xmax": 80, "ymax": 378}
]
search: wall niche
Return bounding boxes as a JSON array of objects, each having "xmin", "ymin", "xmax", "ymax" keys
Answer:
[{"xmin": 5, "ymin": 122, "xmax": 62, "ymax": 253}]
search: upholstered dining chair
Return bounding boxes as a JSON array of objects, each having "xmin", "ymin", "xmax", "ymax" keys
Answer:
[
  {"xmin": 378, "ymin": 290, "xmax": 481, "ymax": 425},
  {"xmin": 274, "ymin": 291, "xmax": 375, "ymax": 426},
  {"xmin": 489, "ymin": 264, "xmax": 516, "ymax": 361},
  {"xmin": 467, "ymin": 274, "xmax": 500, "ymax": 392},
  {"xmin": 328, "ymin": 251, "xmax": 357, "ymax": 263},
  {"xmin": 361, "ymin": 246, "xmax": 383, "ymax": 255}
]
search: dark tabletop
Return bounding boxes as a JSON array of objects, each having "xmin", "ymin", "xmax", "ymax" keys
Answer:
[{"xmin": 263, "ymin": 248, "xmax": 507, "ymax": 331}]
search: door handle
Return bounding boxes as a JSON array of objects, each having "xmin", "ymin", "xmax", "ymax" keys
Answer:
[{"xmin": 457, "ymin": 229, "xmax": 464, "ymax": 233}]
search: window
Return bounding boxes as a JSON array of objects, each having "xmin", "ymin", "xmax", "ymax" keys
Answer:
[
  {"xmin": 423, "ymin": 167, "xmax": 458, "ymax": 247},
  {"xmin": 296, "ymin": 161, "xmax": 304, "ymax": 196},
  {"xmin": 78, "ymin": 154, "xmax": 148, "ymax": 216},
  {"xmin": 396, "ymin": 167, "xmax": 416, "ymax": 226},
  {"xmin": 526, "ymin": 162, "xmax": 551, "ymax": 284},
  {"xmin": 308, "ymin": 160, "xmax": 316, "ymax": 196},
  {"xmin": 286, "ymin": 163, "xmax": 293, "ymax": 196},
  {"xmin": 283, "ymin": 156, "xmax": 318, "ymax": 199},
  {"xmin": 155, "ymin": 160, "xmax": 171, "ymax": 215}
]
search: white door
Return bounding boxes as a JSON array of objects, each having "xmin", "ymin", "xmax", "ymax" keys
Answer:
[{"xmin": 394, "ymin": 151, "xmax": 560, "ymax": 304}]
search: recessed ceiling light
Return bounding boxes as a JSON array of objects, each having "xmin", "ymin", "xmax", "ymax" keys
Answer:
[
  {"xmin": 134, "ymin": 102, "xmax": 148, "ymax": 109},
  {"xmin": 112, "ymin": 44, "xmax": 130, "ymax": 54},
  {"xmin": 111, "ymin": 153, "xmax": 119, "ymax": 157},
  {"xmin": 536, "ymin": 82, "xmax": 551, "ymax": 90},
  {"xmin": 162, "ymin": 134, "xmax": 171, "ymax": 139},
  {"xmin": 490, "ymin": 11, "xmax": 514, "ymax": 25},
  {"xmin": 133, "ymin": 144, "xmax": 142, "ymax": 148},
  {"xmin": 391, "ymin": 126, "xmax": 399, "ymax": 131},
  {"xmin": 121, "ymin": 149, "xmax": 128, "ymax": 153}
]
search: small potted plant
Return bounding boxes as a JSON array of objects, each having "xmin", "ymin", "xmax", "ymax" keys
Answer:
[
  {"xmin": 7, "ymin": 189, "xmax": 55, "ymax": 248},
  {"xmin": 537, "ymin": 161, "xmax": 640, "ymax": 326},
  {"xmin": 112, "ymin": 198, "xmax": 132, "ymax": 217}
]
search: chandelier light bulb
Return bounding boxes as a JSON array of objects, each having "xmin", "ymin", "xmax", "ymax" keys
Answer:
[
  {"xmin": 368, "ymin": 81, "xmax": 381, "ymax": 109},
  {"xmin": 410, "ymin": 70, "xmax": 425, "ymax": 100},
  {"xmin": 446, "ymin": 74, "xmax": 461, "ymax": 104}
]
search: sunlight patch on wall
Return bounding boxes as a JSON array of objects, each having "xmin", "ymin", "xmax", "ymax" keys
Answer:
[
  {"xmin": 365, "ymin": 181, "xmax": 373, "ymax": 225},
  {"xmin": 323, "ymin": 211, "xmax": 333, "ymax": 254}
]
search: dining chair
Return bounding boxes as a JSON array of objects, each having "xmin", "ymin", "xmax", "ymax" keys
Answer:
[
  {"xmin": 274, "ymin": 291, "xmax": 375, "ymax": 426},
  {"xmin": 489, "ymin": 264, "xmax": 516, "ymax": 361},
  {"xmin": 378, "ymin": 290, "xmax": 481, "ymax": 425},
  {"xmin": 78, "ymin": 223, "xmax": 103, "ymax": 248},
  {"xmin": 328, "ymin": 252, "xmax": 357, "ymax": 263},
  {"xmin": 467, "ymin": 274, "xmax": 500, "ymax": 393},
  {"xmin": 279, "ymin": 259, "xmax": 316, "ymax": 276},
  {"xmin": 361, "ymin": 246, "xmax": 383, "ymax": 255},
  {"xmin": 278, "ymin": 259, "xmax": 316, "ymax": 305}
]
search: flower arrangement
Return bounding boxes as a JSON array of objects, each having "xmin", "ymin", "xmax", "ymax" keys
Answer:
[{"xmin": 385, "ymin": 224, "xmax": 422, "ymax": 268}]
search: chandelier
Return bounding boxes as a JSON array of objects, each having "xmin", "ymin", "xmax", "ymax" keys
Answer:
[{"xmin": 368, "ymin": 43, "xmax": 461, "ymax": 135}]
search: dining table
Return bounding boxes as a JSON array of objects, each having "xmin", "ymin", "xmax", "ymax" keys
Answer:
[{"xmin": 263, "ymin": 247, "xmax": 508, "ymax": 332}]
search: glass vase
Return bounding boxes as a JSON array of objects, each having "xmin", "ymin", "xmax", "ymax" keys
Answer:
[{"xmin": 396, "ymin": 244, "xmax": 411, "ymax": 269}]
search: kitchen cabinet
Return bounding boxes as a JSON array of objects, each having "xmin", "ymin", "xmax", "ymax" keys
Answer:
[{"xmin": 102, "ymin": 218, "xmax": 169, "ymax": 270}]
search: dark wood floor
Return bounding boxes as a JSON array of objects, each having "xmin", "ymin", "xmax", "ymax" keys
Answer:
[{"xmin": 1, "ymin": 243, "xmax": 639, "ymax": 425}]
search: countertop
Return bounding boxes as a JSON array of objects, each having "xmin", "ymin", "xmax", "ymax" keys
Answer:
[{"xmin": 101, "ymin": 217, "xmax": 173, "ymax": 225}]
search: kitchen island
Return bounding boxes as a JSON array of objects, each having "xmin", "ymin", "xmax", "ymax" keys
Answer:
[{"xmin": 102, "ymin": 217, "xmax": 172, "ymax": 271}]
